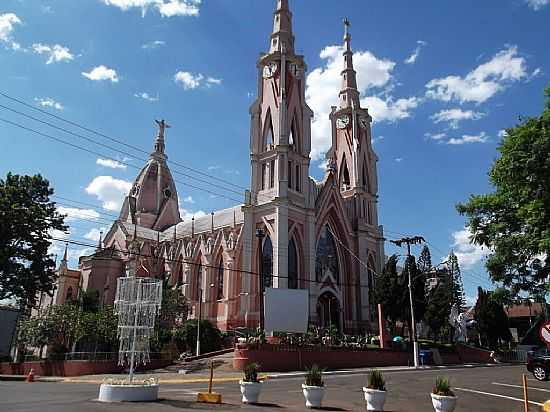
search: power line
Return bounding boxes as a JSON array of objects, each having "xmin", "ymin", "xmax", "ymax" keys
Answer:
[{"xmin": 0, "ymin": 91, "xmax": 247, "ymax": 192}]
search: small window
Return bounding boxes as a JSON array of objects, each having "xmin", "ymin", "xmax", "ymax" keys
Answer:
[
  {"xmin": 288, "ymin": 161, "xmax": 292, "ymax": 188},
  {"xmin": 295, "ymin": 165, "xmax": 300, "ymax": 192},
  {"xmin": 270, "ymin": 160, "xmax": 275, "ymax": 188},
  {"xmin": 217, "ymin": 259, "xmax": 224, "ymax": 300},
  {"xmin": 261, "ymin": 163, "xmax": 266, "ymax": 190}
]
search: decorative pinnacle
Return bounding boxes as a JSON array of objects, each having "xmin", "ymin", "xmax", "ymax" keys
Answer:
[{"xmin": 153, "ymin": 119, "xmax": 170, "ymax": 155}]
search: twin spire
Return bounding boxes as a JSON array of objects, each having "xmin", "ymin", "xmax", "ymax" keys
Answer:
[
  {"xmin": 267, "ymin": 2, "xmax": 360, "ymax": 109},
  {"xmin": 339, "ymin": 17, "xmax": 360, "ymax": 109},
  {"xmin": 269, "ymin": 0, "xmax": 295, "ymax": 54}
]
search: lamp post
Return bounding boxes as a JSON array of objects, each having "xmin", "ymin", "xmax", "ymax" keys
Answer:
[
  {"xmin": 256, "ymin": 229, "xmax": 266, "ymax": 333},
  {"xmin": 183, "ymin": 280, "xmax": 214, "ymax": 356},
  {"xmin": 390, "ymin": 236, "xmax": 425, "ymax": 369}
]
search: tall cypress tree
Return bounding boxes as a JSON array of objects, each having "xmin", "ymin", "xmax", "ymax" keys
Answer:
[
  {"xmin": 417, "ymin": 245, "xmax": 432, "ymax": 273},
  {"xmin": 448, "ymin": 251, "xmax": 466, "ymax": 312}
]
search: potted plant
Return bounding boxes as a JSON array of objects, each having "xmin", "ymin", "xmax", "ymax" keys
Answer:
[
  {"xmin": 239, "ymin": 363, "xmax": 262, "ymax": 404},
  {"xmin": 302, "ymin": 364, "xmax": 325, "ymax": 409},
  {"xmin": 431, "ymin": 377, "xmax": 457, "ymax": 412},
  {"xmin": 363, "ymin": 369, "xmax": 387, "ymax": 411}
]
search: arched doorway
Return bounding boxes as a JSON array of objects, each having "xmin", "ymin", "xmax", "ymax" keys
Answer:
[{"xmin": 317, "ymin": 291, "xmax": 340, "ymax": 332}]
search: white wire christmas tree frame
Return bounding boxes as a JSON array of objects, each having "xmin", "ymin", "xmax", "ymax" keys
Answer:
[{"xmin": 114, "ymin": 275, "xmax": 162, "ymax": 382}]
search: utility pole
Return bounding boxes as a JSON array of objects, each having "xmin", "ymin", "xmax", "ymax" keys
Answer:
[
  {"xmin": 390, "ymin": 236, "xmax": 425, "ymax": 369},
  {"xmin": 256, "ymin": 229, "xmax": 266, "ymax": 333}
]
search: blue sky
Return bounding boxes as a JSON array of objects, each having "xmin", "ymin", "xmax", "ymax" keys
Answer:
[{"xmin": 1, "ymin": 0, "xmax": 549, "ymax": 304}]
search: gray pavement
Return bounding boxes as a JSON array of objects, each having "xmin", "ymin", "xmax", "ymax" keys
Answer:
[{"xmin": 0, "ymin": 365, "xmax": 548, "ymax": 411}]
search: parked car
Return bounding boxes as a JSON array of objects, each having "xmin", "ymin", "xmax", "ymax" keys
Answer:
[{"xmin": 526, "ymin": 346, "xmax": 550, "ymax": 381}]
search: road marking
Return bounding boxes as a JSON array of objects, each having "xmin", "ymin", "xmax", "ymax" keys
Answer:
[
  {"xmin": 492, "ymin": 382, "xmax": 550, "ymax": 393},
  {"xmin": 455, "ymin": 387, "xmax": 543, "ymax": 406}
]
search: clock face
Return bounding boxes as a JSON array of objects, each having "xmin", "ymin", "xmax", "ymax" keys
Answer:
[
  {"xmin": 163, "ymin": 188, "xmax": 172, "ymax": 199},
  {"xmin": 336, "ymin": 115, "xmax": 350, "ymax": 130},
  {"xmin": 359, "ymin": 116, "xmax": 369, "ymax": 129},
  {"xmin": 263, "ymin": 62, "xmax": 278, "ymax": 79},
  {"xmin": 289, "ymin": 63, "xmax": 303, "ymax": 79}
]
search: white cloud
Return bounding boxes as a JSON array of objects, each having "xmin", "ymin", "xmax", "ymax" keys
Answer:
[
  {"xmin": 174, "ymin": 71, "xmax": 222, "ymax": 90},
  {"xmin": 498, "ymin": 129, "xmax": 508, "ymax": 138},
  {"xmin": 84, "ymin": 227, "xmax": 107, "ymax": 242},
  {"xmin": 179, "ymin": 208, "xmax": 207, "ymax": 221},
  {"xmin": 426, "ymin": 46, "xmax": 527, "ymax": 104},
  {"xmin": 134, "ymin": 92, "xmax": 159, "ymax": 102},
  {"xmin": 96, "ymin": 158, "xmax": 127, "ymax": 170},
  {"xmin": 451, "ymin": 228, "xmax": 490, "ymax": 269},
  {"xmin": 525, "ymin": 0, "xmax": 549, "ymax": 9},
  {"xmin": 372, "ymin": 135, "xmax": 384, "ymax": 144},
  {"xmin": 425, "ymin": 132, "xmax": 447, "ymax": 141},
  {"xmin": 431, "ymin": 108, "xmax": 484, "ymax": 129},
  {"xmin": 306, "ymin": 44, "xmax": 417, "ymax": 160},
  {"xmin": 183, "ymin": 195, "xmax": 195, "ymax": 204},
  {"xmin": 142, "ymin": 40, "xmax": 165, "ymax": 49},
  {"xmin": 0, "ymin": 13, "xmax": 21, "ymax": 50},
  {"xmin": 404, "ymin": 40, "xmax": 427, "ymax": 65},
  {"xmin": 362, "ymin": 96, "xmax": 419, "ymax": 123},
  {"xmin": 395, "ymin": 158, "xmax": 403, "ymax": 163},
  {"xmin": 101, "ymin": 0, "xmax": 201, "ymax": 17},
  {"xmin": 32, "ymin": 43, "xmax": 74, "ymax": 64},
  {"xmin": 82, "ymin": 65, "xmax": 119, "ymax": 83},
  {"xmin": 57, "ymin": 206, "xmax": 100, "ymax": 222},
  {"xmin": 85, "ymin": 176, "xmax": 132, "ymax": 211},
  {"xmin": 34, "ymin": 97, "xmax": 63, "ymax": 110},
  {"xmin": 447, "ymin": 132, "xmax": 489, "ymax": 145}
]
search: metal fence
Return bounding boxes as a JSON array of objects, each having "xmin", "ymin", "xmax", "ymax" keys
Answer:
[{"xmin": 24, "ymin": 351, "xmax": 173, "ymax": 362}]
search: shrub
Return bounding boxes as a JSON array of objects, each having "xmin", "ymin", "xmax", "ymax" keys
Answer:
[
  {"xmin": 433, "ymin": 377, "xmax": 454, "ymax": 397},
  {"xmin": 243, "ymin": 363, "xmax": 261, "ymax": 383},
  {"xmin": 305, "ymin": 364, "xmax": 324, "ymax": 387},
  {"xmin": 367, "ymin": 369, "xmax": 386, "ymax": 391}
]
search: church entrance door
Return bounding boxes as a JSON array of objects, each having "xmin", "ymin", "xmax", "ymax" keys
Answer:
[{"xmin": 317, "ymin": 291, "xmax": 340, "ymax": 332}]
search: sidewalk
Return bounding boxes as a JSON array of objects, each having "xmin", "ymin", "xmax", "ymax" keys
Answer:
[{"xmin": 41, "ymin": 362, "xmax": 507, "ymax": 385}]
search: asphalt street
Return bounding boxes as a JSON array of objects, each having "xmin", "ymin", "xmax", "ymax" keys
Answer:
[{"xmin": 0, "ymin": 365, "xmax": 548, "ymax": 411}]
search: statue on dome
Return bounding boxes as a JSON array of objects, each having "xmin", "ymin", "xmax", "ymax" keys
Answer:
[{"xmin": 155, "ymin": 119, "xmax": 171, "ymax": 139}]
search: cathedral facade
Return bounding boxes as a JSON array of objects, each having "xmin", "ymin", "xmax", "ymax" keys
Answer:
[{"xmin": 53, "ymin": 0, "xmax": 385, "ymax": 333}]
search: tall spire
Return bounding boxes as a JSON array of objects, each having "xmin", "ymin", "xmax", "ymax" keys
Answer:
[
  {"xmin": 269, "ymin": 0, "xmax": 295, "ymax": 54},
  {"xmin": 339, "ymin": 17, "xmax": 360, "ymax": 109},
  {"xmin": 62, "ymin": 243, "xmax": 68, "ymax": 263}
]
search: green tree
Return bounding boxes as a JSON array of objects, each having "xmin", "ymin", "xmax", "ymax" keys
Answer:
[
  {"xmin": 401, "ymin": 255, "xmax": 427, "ymax": 330},
  {"xmin": 448, "ymin": 252, "xmax": 466, "ymax": 312},
  {"xmin": 457, "ymin": 87, "xmax": 550, "ymax": 301},
  {"xmin": 474, "ymin": 287, "xmax": 512, "ymax": 349},
  {"xmin": 177, "ymin": 319, "xmax": 222, "ymax": 354},
  {"xmin": 417, "ymin": 245, "xmax": 432, "ymax": 274},
  {"xmin": 0, "ymin": 173, "xmax": 66, "ymax": 312},
  {"xmin": 424, "ymin": 284, "xmax": 452, "ymax": 341},
  {"xmin": 375, "ymin": 255, "xmax": 406, "ymax": 334}
]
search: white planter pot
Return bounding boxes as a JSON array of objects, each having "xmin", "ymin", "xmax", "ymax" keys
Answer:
[
  {"xmin": 431, "ymin": 393, "xmax": 457, "ymax": 412},
  {"xmin": 98, "ymin": 384, "xmax": 159, "ymax": 402},
  {"xmin": 363, "ymin": 387, "xmax": 387, "ymax": 411},
  {"xmin": 239, "ymin": 380, "xmax": 262, "ymax": 404},
  {"xmin": 302, "ymin": 384, "xmax": 325, "ymax": 409}
]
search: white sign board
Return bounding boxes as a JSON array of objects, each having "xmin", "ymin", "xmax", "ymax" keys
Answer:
[
  {"xmin": 540, "ymin": 321, "xmax": 550, "ymax": 345},
  {"xmin": 264, "ymin": 288, "xmax": 309, "ymax": 334}
]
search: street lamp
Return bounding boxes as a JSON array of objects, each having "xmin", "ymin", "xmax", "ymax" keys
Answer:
[{"xmin": 183, "ymin": 280, "xmax": 215, "ymax": 356}]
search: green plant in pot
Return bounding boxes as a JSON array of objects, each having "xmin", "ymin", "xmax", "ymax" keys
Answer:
[
  {"xmin": 431, "ymin": 377, "xmax": 457, "ymax": 412},
  {"xmin": 239, "ymin": 363, "xmax": 262, "ymax": 404},
  {"xmin": 363, "ymin": 370, "xmax": 387, "ymax": 411},
  {"xmin": 302, "ymin": 364, "xmax": 325, "ymax": 408}
]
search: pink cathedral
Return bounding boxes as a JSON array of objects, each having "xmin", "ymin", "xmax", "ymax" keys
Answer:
[{"xmin": 50, "ymin": 0, "xmax": 385, "ymax": 334}]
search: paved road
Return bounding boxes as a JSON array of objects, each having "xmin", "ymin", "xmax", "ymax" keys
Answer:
[{"xmin": 1, "ymin": 365, "xmax": 548, "ymax": 411}]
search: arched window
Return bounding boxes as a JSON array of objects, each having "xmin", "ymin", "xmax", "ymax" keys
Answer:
[
  {"xmin": 262, "ymin": 236, "xmax": 273, "ymax": 288},
  {"xmin": 315, "ymin": 225, "xmax": 340, "ymax": 284},
  {"xmin": 288, "ymin": 238, "xmax": 298, "ymax": 289},
  {"xmin": 66, "ymin": 286, "xmax": 73, "ymax": 302},
  {"xmin": 367, "ymin": 256, "xmax": 376, "ymax": 321},
  {"xmin": 341, "ymin": 159, "xmax": 351, "ymax": 190},
  {"xmin": 362, "ymin": 161, "xmax": 369, "ymax": 191},
  {"xmin": 265, "ymin": 111, "xmax": 274, "ymax": 150},
  {"xmin": 195, "ymin": 263, "xmax": 203, "ymax": 301},
  {"xmin": 217, "ymin": 258, "xmax": 224, "ymax": 300}
]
